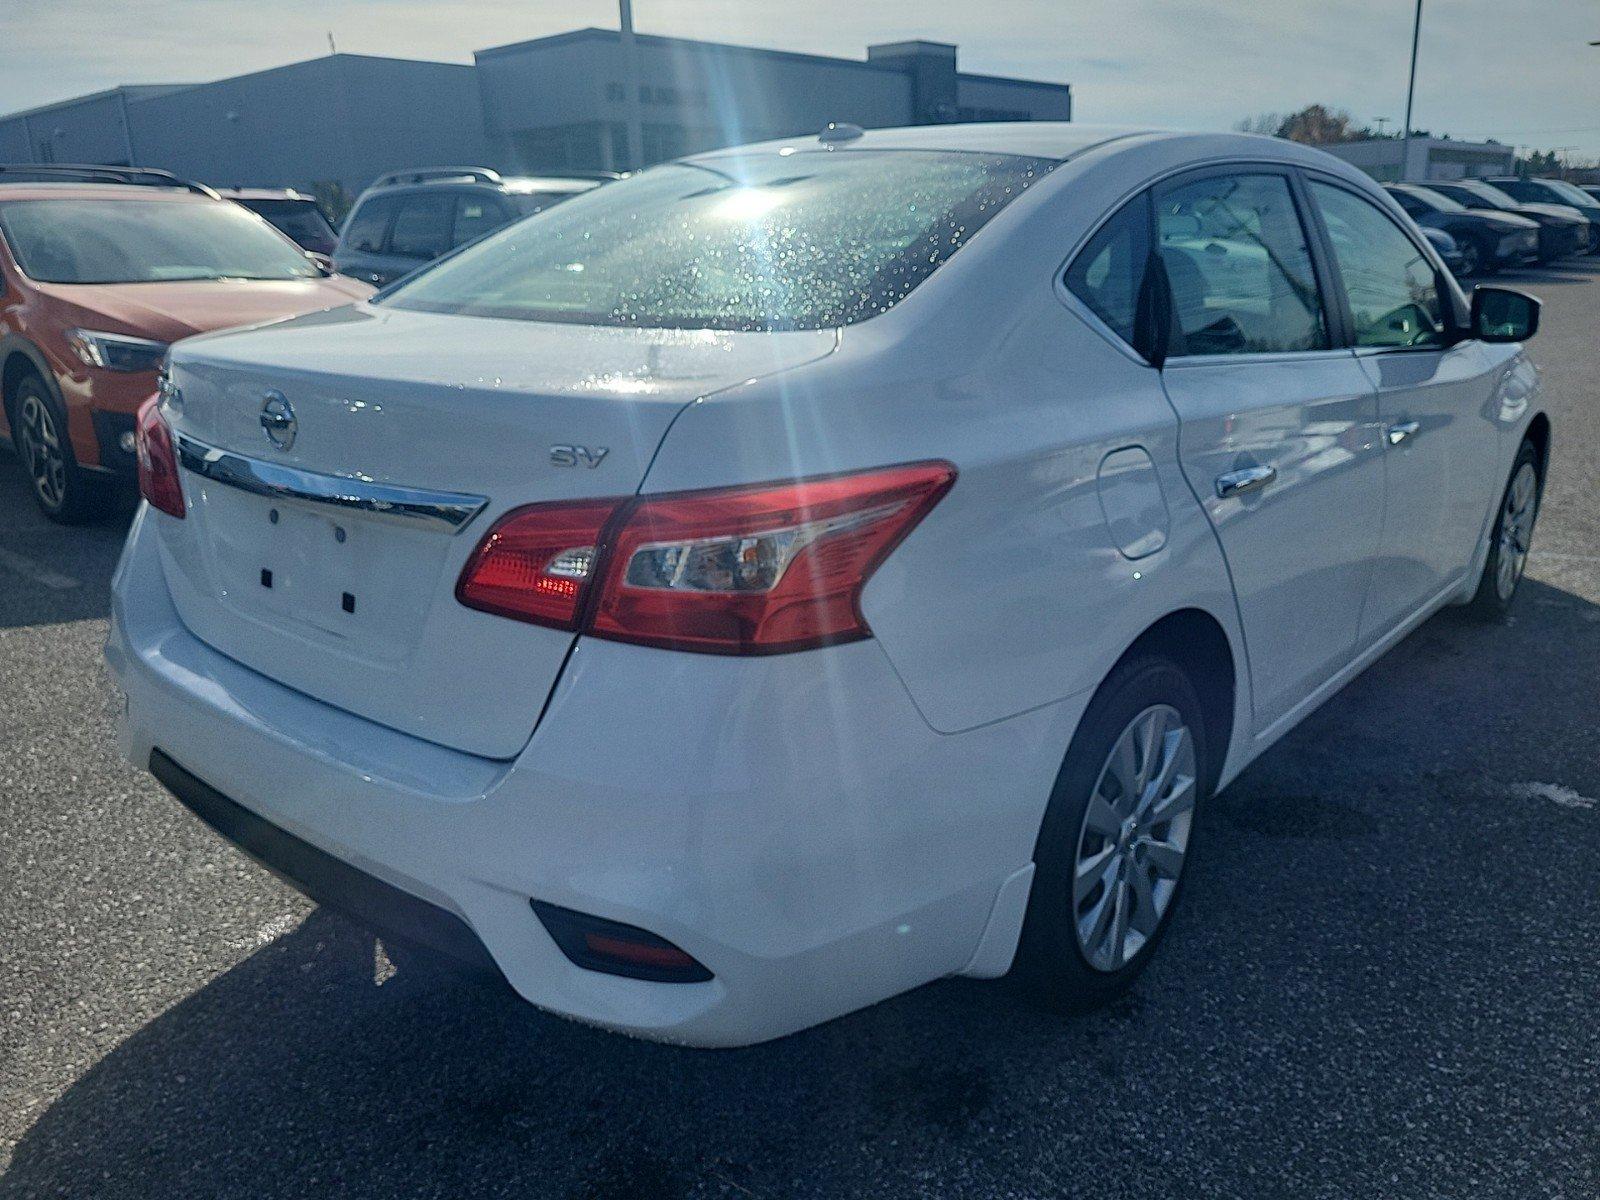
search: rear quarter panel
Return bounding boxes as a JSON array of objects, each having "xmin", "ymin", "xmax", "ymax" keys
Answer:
[{"xmin": 640, "ymin": 145, "xmax": 1250, "ymax": 768}]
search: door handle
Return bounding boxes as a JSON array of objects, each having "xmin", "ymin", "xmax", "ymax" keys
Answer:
[
  {"xmin": 1215, "ymin": 465, "xmax": 1277, "ymax": 499},
  {"xmin": 1386, "ymin": 420, "xmax": 1420, "ymax": 447}
]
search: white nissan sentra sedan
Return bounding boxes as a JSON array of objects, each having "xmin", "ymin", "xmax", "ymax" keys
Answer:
[{"xmin": 109, "ymin": 124, "xmax": 1547, "ymax": 1046}]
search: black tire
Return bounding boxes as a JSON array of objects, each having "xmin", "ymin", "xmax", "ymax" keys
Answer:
[
  {"xmin": 1468, "ymin": 439, "xmax": 1542, "ymax": 621},
  {"xmin": 10, "ymin": 371, "xmax": 108, "ymax": 524},
  {"xmin": 1012, "ymin": 654, "xmax": 1211, "ymax": 1012}
]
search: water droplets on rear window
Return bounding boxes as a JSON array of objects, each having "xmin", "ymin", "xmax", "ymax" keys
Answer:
[{"xmin": 383, "ymin": 150, "xmax": 1051, "ymax": 332}]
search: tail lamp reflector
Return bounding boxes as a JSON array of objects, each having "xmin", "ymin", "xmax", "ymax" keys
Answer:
[
  {"xmin": 456, "ymin": 462, "xmax": 955, "ymax": 654},
  {"xmin": 135, "ymin": 395, "xmax": 185, "ymax": 519}
]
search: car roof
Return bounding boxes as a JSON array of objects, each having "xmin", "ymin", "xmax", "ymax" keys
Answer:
[
  {"xmin": 685, "ymin": 123, "xmax": 1389, "ymax": 182},
  {"xmin": 0, "ymin": 182, "xmax": 213, "ymax": 202}
]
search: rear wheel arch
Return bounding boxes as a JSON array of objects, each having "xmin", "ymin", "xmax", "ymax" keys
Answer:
[{"xmin": 1105, "ymin": 607, "xmax": 1237, "ymax": 798}]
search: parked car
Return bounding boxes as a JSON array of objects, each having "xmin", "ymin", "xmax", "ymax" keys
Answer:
[
  {"xmin": 1483, "ymin": 177, "xmax": 1600, "ymax": 253},
  {"xmin": 332, "ymin": 167, "xmax": 610, "ymax": 286},
  {"xmin": 218, "ymin": 188, "xmax": 340, "ymax": 256},
  {"xmin": 113, "ymin": 125, "xmax": 1548, "ymax": 1047},
  {"xmin": 1384, "ymin": 183, "xmax": 1539, "ymax": 275},
  {"xmin": 1426, "ymin": 180, "xmax": 1589, "ymax": 262},
  {"xmin": 1420, "ymin": 226, "xmax": 1466, "ymax": 276},
  {"xmin": 0, "ymin": 165, "xmax": 372, "ymax": 521},
  {"xmin": 1581, "ymin": 184, "xmax": 1600, "ymax": 206}
]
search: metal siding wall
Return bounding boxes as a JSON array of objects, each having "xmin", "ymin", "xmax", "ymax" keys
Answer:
[{"xmin": 0, "ymin": 94, "xmax": 132, "ymax": 165}]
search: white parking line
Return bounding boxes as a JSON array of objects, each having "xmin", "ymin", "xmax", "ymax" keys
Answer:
[
  {"xmin": 1511, "ymin": 782, "xmax": 1597, "ymax": 811},
  {"xmin": 0, "ymin": 546, "xmax": 80, "ymax": 590}
]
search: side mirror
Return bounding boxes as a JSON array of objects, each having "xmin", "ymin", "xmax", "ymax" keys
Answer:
[{"xmin": 1472, "ymin": 286, "xmax": 1540, "ymax": 343}]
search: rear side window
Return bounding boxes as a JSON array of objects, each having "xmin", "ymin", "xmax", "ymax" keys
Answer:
[
  {"xmin": 453, "ymin": 196, "xmax": 510, "ymax": 247},
  {"xmin": 389, "ymin": 193, "xmax": 454, "ymax": 260},
  {"xmin": 342, "ymin": 195, "xmax": 398, "ymax": 254},
  {"xmin": 1064, "ymin": 197, "xmax": 1150, "ymax": 352},
  {"xmin": 1157, "ymin": 173, "xmax": 1328, "ymax": 357},
  {"xmin": 1310, "ymin": 181, "xmax": 1447, "ymax": 350}
]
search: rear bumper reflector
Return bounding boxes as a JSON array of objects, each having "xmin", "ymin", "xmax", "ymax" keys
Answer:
[{"xmin": 531, "ymin": 900, "xmax": 713, "ymax": 983}]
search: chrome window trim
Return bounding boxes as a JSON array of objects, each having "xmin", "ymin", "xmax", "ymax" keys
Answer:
[{"xmin": 175, "ymin": 434, "xmax": 488, "ymax": 534}]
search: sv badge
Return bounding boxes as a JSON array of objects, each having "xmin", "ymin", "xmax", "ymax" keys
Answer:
[{"xmin": 550, "ymin": 444, "xmax": 610, "ymax": 469}]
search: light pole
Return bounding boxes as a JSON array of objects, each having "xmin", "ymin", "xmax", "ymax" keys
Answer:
[
  {"xmin": 1400, "ymin": 0, "xmax": 1423, "ymax": 181},
  {"xmin": 619, "ymin": 0, "xmax": 645, "ymax": 172}
]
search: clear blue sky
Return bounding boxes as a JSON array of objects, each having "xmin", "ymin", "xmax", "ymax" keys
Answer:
[{"xmin": 4, "ymin": 0, "xmax": 1599, "ymax": 160}]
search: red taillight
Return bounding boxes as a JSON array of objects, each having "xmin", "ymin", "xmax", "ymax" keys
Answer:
[
  {"xmin": 135, "ymin": 395, "xmax": 185, "ymax": 519},
  {"xmin": 456, "ymin": 462, "xmax": 955, "ymax": 654},
  {"xmin": 455, "ymin": 498, "xmax": 622, "ymax": 629}
]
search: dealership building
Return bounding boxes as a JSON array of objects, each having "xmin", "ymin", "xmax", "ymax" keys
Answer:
[
  {"xmin": 0, "ymin": 29, "xmax": 1073, "ymax": 197},
  {"xmin": 1320, "ymin": 136, "xmax": 1516, "ymax": 183}
]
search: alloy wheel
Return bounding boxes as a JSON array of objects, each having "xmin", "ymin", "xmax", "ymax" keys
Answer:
[
  {"xmin": 1457, "ymin": 241, "xmax": 1481, "ymax": 278},
  {"xmin": 17, "ymin": 393, "xmax": 66, "ymax": 511},
  {"xmin": 1072, "ymin": 703, "xmax": 1197, "ymax": 973},
  {"xmin": 1496, "ymin": 461, "xmax": 1538, "ymax": 602}
]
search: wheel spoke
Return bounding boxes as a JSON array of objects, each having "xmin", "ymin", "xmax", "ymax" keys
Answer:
[
  {"xmin": 1083, "ymin": 793, "xmax": 1121, "ymax": 839},
  {"xmin": 1140, "ymin": 836, "xmax": 1186, "ymax": 879},
  {"xmin": 1138, "ymin": 726, "xmax": 1189, "ymax": 818},
  {"xmin": 1147, "ymin": 775, "xmax": 1197, "ymax": 827},
  {"xmin": 1108, "ymin": 877, "xmax": 1131, "ymax": 966},
  {"xmin": 1079, "ymin": 875, "xmax": 1119, "ymax": 961},
  {"xmin": 1128, "ymin": 858, "xmax": 1161, "ymax": 937},
  {"xmin": 1074, "ymin": 844, "xmax": 1118, "ymax": 904}
]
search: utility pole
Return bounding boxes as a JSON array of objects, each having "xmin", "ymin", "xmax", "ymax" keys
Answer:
[
  {"xmin": 619, "ymin": 0, "xmax": 645, "ymax": 172},
  {"xmin": 1401, "ymin": 0, "xmax": 1423, "ymax": 180}
]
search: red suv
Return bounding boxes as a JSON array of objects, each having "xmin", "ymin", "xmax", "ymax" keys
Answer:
[{"xmin": 0, "ymin": 166, "xmax": 371, "ymax": 521}]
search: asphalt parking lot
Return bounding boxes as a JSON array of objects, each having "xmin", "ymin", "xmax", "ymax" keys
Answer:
[{"xmin": 3, "ymin": 264, "xmax": 1599, "ymax": 1200}]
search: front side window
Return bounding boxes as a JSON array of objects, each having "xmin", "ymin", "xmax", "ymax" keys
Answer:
[
  {"xmin": 1157, "ymin": 172, "xmax": 1327, "ymax": 356},
  {"xmin": 383, "ymin": 150, "xmax": 1052, "ymax": 331},
  {"xmin": 388, "ymin": 193, "xmax": 454, "ymax": 260},
  {"xmin": 0, "ymin": 199, "xmax": 320, "ymax": 284},
  {"xmin": 1064, "ymin": 196, "xmax": 1150, "ymax": 351},
  {"xmin": 1310, "ymin": 181, "xmax": 1447, "ymax": 350}
]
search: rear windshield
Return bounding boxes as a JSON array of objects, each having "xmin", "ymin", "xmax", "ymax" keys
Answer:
[
  {"xmin": 238, "ymin": 198, "xmax": 337, "ymax": 241},
  {"xmin": 0, "ymin": 198, "xmax": 320, "ymax": 284},
  {"xmin": 383, "ymin": 150, "xmax": 1051, "ymax": 331}
]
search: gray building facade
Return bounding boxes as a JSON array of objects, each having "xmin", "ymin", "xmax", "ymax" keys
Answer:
[
  {"xmin": 0, "ymin": 29, "xmax": 1072, "ymax": 194},
  {"xmin": 1320, "ymin": 136, "xmax": 1516, "ymax": 184}
]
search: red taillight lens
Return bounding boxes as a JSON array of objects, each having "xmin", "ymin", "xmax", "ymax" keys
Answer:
[
  {"xmin": 592, "ymin": 462, "xmax": 956, "ymax": 653},
  {"xmin": 455, "ymin": 498, "xmax": 622, "ymax": 629},
  {"xmin": 456, "ymin": 462, "xmax": 955, "ymax": 654},
  {"xmin": 135, "ymin": 395, "xmax": 185, "ymax": 519}
]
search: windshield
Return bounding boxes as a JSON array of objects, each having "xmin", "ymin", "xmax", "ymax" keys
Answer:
[
  {"xmin": 1543, "ymin": 180, "xmax": 1597, "ymax": 208},
  {"xmin": 1402, "ymin": 186, "xmax": 1465, "ymax": 213},
  {"xmin": 1454, "ymin": 183, "xmax": 1519, "ymax": 210},
  {"xmin": 383, "ymin": 150, "xmax": 1051, "ymax": 331},
  {"xmin": 0, "ymin": 198, "xmax": 320, "ymax": 284}
]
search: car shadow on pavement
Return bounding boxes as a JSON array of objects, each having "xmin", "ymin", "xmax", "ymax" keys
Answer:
[{"xmin": 6, "ymin": 578, "xmax": 1600, "ymax": 1199}]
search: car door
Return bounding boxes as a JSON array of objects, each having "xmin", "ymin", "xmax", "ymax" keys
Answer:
[
  {"xmin": 1304, "ymin": 177, "xmax": 1501, "ymax": 641},
  {"xmin": 1155, "ymin": 166, "xmax": 1386, "ymax": 734}
]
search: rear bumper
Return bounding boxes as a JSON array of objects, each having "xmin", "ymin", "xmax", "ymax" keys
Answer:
[
  {"xmin": 108, "ymin": 505, "xmax": 1076, "ymax": 1046},
  {"xmin": 150, "ymin": 748, "xmax": 506, "ymax": 982}
]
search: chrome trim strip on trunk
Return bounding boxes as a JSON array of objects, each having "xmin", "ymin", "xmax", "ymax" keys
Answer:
[{"xmin": 175, "ymin": 434, "xmax": 488, "ymax": 534}]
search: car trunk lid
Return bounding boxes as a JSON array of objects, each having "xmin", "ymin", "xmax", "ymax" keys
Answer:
[{"xmin": 156, "ymin": 304, "xmax": 836, "ymax": 758}]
